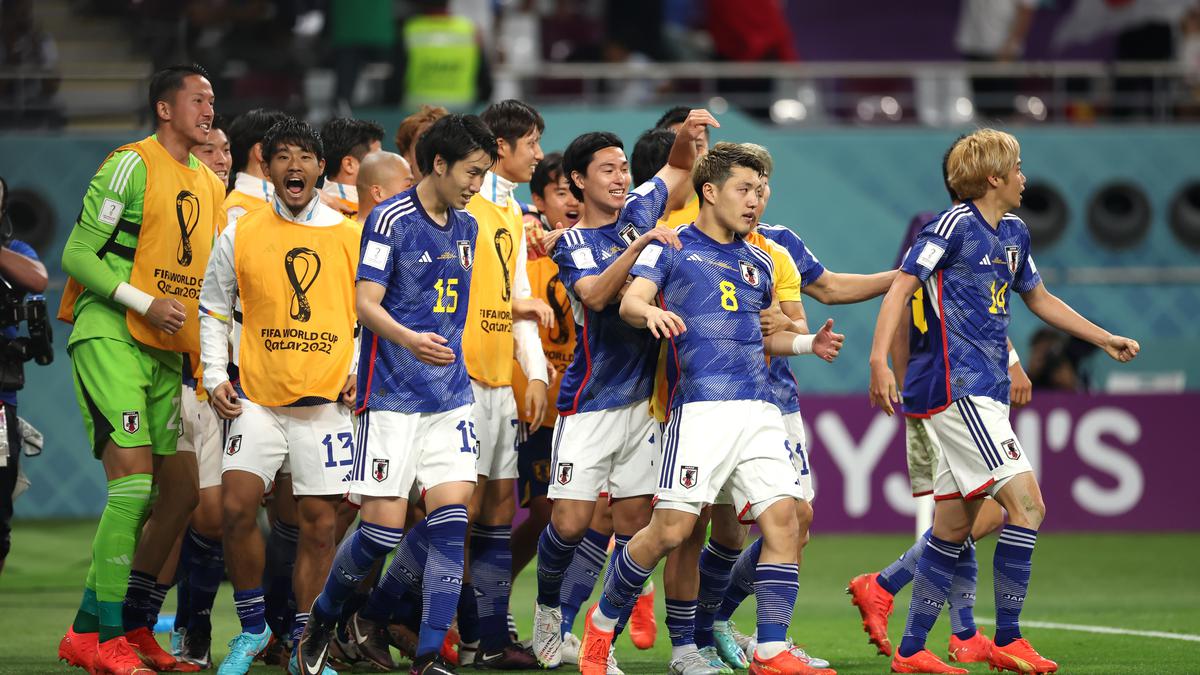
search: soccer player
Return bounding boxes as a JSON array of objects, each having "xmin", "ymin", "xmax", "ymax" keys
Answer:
[
  {"xmin": 191, "ymin": 117, "xmax": 231, "ymax": 186},
  {"xmin": 320, "ymin": 117, "xmax": 385, "ymax": 217},
  {"xmin": 457, "ymin": 99, "xmax": 551, "ymax": 667},
  {"xmin": 298, "ymin": 113, "xmax": 497, "ymax": 675},
  {"xmin": 653, "ymin": 106, "xmax": 710, "ymax": 228},
  {"xmin": 57, "ymin": 64, "xmax": 224, "ymax": 675},
  {"xmin": 530, "ymin": 110, "xmax": 715, "ymax": 670},
  {"xmin": 223, "ymin": 108, "xmax": 288, "ymax": 231},
  {"xmin": 355, "ymin": 151, "xmax": 415, "ymax": 224},
  {"xmin": 846, "ymin": 138, "xmax": 1029, "ymax": 666},
  {"xmin": 868, "ymin": 128, "xmax": 1139, "ymax": 674},
  {"xmin": 199, "ymin": 118, "xmax": 361, "ymax": 675},
  {"xmin": 588, "ymin": 142, "xmax": 841, "ymax": 675},
  {"xmin": 395, "ymin": 104, "xmax": 448, "ymax": 182}
]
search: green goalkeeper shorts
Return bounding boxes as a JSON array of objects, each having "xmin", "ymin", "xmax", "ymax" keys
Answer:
[{"xmin": 70, "ymin": 337, "xmax": 182, "ymax": 459}]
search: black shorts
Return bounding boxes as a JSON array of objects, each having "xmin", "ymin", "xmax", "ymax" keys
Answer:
[{"xmin": 517, "ymin": 424, "xmax": 554, "ymax": 507}]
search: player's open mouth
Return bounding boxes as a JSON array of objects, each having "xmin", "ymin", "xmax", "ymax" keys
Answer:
[
  {"xmin": 198, "ymin": 122, "xmax": 211, "ymax": 132},
  {"xmin": 216, "ymin": 170, "xmax": 228, "ymax": 181},
  {"xmin": 285, "ymin": 177, "xmax": 305, "ymax": 195},
  {"xmin": 608, "ymin": 189, "xmax": 625, "ymax": 198},
  {"xmin": 565, "ymin": 210, "xmax": 579, "ymax": 220}
]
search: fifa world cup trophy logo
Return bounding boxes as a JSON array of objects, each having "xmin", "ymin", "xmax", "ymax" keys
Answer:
[
  {"xmin": 284, "ymin": 247, "xmax": 322, "ymax": 322},
  {"xmin": 494, "ymin": 228, "xmax": 514, "ymax": 302},
  {"xmin": 175, "ymin": 191, "xmax": 200, "ymax": 266}
]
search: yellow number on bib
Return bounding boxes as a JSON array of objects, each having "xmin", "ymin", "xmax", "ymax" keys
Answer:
[
  {"xmin": 988, "ymin": 280, "xmax": 1009, "ymax": 315},
  {"xmin": 434, "ymin": 278, "xmax": 459, "ymax": 313},
  {"xmin": 719, "ymin": 280, "xmax": 738, "ymax": 311}
]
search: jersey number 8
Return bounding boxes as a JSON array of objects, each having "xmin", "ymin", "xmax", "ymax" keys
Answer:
[
  {"xmin": 719, "ymin": 280, "xmax": 739, "ymax": 311},
  {"xmin": 434, "ymin": 278, "xmax": 459, "ymax": 313}
]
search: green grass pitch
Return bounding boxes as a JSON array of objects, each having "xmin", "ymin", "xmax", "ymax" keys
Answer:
[{"xmin": 2, "ymin": 521, "xmax": 1198, "ymax": 674}]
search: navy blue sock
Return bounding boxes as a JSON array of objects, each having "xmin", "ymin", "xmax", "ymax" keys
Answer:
[
  {"xmin": 314, "ymin": 521, "xmax": 404, "ymax": 621},
  {"xmin": 122, "ymin": 570, "xmax": 158, "ymax": 631},
  {"xmin": 457, "ymin": 582, "xmax": 480, "ymax": 645},
  {"xmin": 173, "ymin": 530, "xmax": 197, "ymax": 632},
  {"xmin": 264, "ymin": 520, "xmax": 299, "ymax": 637},
  {"xmin": 993, "ymin": 526, "xmax": 1037, "ymax": 647},
  {"xmin": 233, "ymin": 587, "xmax": 267, "ymax": 634},
  {"xmin": 362, "ymin": 519, "xmax": 429, "ymax": 623},
  {"xmin": 186, "ymin": 529, "xmax": 224, "ymax": 634},
  {"xmin": 716, "ymin": 537, "xmax": 760, "ymax": 622},
  {"xmin": 754, "ymin": 563, "xmax": 799, "ymax": 651},
  {"xmin": 418, "ymin": 505, "xmax": 469, "ymax": 657},
  {"xmin": 878, "ymin": 528, "xmax": 932, "ymax": 595},
  {"xmin": 898, "ymin": 536, "xmax": 964, "ymax": 658},
  {"xmin": 559, "ymin": 528, "xmax": 609, "ymax": 635},
  {"xmin": 949, "ymin": 537, "xmax": 979, "ymax": 640},
  {"xmin": 597, "ymin": 540, "xmax": 651, "ymax": 629},
  {"xmin": 291, "ymin": 611, "xmax": 309, "ymax": 647},
  {"xmin": 607, "ymin": 534, "xmax": 635, "ymax": 638},
  {"xmin": 146, "ymin": 582, "xmax": 170, "ymax": 628},
  {"xmin": 665, "ymin": 598, "xmax": 697, "ymax": 648},
  {"xmin": 536, "ymin": 523, "xmax": 580, "ymax": 608},
  {"xmin": 695, "ymin": 540, "xmax": 740, "ymax": 648},
  {"xmin": 471, "ymin": 524, "xmax": 514, "ymax": 650}
]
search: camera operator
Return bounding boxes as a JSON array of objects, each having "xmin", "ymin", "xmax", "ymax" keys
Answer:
[{"xmin": 0, "ymin": 175, "xmax": 49, "ymax": 576}]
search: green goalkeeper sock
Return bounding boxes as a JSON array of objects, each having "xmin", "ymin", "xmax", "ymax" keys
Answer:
[
  {"xmin": 91, "ymin": 473, "xmax": 153, "ymax": 642},
  {"xmin": 72, "ymin": 587, "xmax": 99, "ymax": 634}
]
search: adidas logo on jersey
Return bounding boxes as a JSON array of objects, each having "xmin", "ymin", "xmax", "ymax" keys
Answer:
[
  {"xmin": 980, "ymin": 255, "xmax": 991, "ymax": 266},
  {"xmin": 418, "ymin": 251, "xmax": 432, "ymax": 263},
  {"xmin": 600, "ymin": 249, "xmax": 614, "ymax": 260},
  {"xmin": 686, "ymin": 254, "xmax": 704, "ymax": 262}
]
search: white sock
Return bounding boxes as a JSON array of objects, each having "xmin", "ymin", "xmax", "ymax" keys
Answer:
[
  {"xmin": 756, "ymin": 640, "xmax": 787, "ymax": 660},
  {"xmin": 672, "ymin": 644, "xmax": 698, "ymax": 661},
  {"xmin": 590, "ymin": 605, "xmax": 618, "ymax": 632}
]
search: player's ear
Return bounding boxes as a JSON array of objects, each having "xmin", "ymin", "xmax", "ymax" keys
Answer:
[
  {"xmin": 433, "ymin": 154, "xmax": 447, "ymax": 177},
  {"xmin": 156, "ymin": 99, "xmax": 171, "ymax": 123},
  {"xmin": 495, "ymin": 136, "xmax": 510, "ymax": 161},
  {"xmin": 570, "ymin": 170, "xmax": 585, "ymax": 193},
  {"xmin": 701, "ymin": 180, "xmax": 717, "ymax": 206},
  {"xmin": 317, "ymin": 158, "xmax": 326, "ymax": 176},
  {"xmin": 342, "ymin": 155, "xmax": 356, "ymax": 177}
]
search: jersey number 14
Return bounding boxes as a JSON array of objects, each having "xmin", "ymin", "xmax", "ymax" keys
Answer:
[{"xmin": 988, "ymin": 280, "xmax": 1009, "ymax": 315}]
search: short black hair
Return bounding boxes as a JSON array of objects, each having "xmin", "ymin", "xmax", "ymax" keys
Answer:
[
  {"xmin": 942, "ymin": 134, "xmax": 969, "ymax": 203},
  {"xmin": 320, "ymin": 117, "xmax": 386, "ymax": 180},
  {"xmin": 148, "ymin": 64, "xmax": 210, "ymax": 121},
  {"xmin": 654, "ymin": 106, "xmax": 691, "ymax": 131},
  {"xmin": 530, "ymin": 152, "xmax": 565, "ymax": 198},
  {"xmin": 480, "ymin": 99, "xmax": 545, "ymax": 147},
  {"xmin": 228, "ymin": 108, "xmax": 289, "ymax": 174},
  {"xmin": 562, "ymin": 131, "xmax": 623, "ymax": 201},
  {"xmin": 631, "ymin": 128, "xmax": 675, "ymax": 187},
  {"xmin": 260, "ymin": 118, "xmax": 324, "ymax": 163},
  {"xmin": 414, "ymin": 113, "xmax": 497, "ymax": 176}
]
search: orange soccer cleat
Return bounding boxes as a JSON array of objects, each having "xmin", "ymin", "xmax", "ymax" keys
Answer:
[
  {"xmin": 58, "ymin": 626, "xmax": 98, "ymax": 672},
  {"xmin": 891, "ymin": 649, "xmax": 968, "ymax": 674},
  {"xmin": 578, "ymin": 605, "xmax": 615, "ymax": 675},
  {"xmin": 749, "ymin": 645, "xmax": 837, "ymax": 675},
  {"xmin": 93, "ymin": 636, "xmax": 156, "ymax": 675},
  {"xmin": 947, "ymin": 629, "xmax": 993, "ymax": 663},
  {"xmin": 126, "ymin": 626, "xmax": 201, "ymax": 672},
  {"xmin": 846, "ymin": 573, "xmax": 895, "ymax": 656},
  {"xmin": 628, "ymin": 581, "xmax": 658, "ymax": 650},
  {"xmin": 988, "ymin": 638, "xmax": 1058, "ymax": 674}
]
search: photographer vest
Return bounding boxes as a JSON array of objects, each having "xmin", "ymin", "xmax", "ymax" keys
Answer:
[{"xmin": 233, "ymin": 206, "xmax": 359, "ymax": 406}]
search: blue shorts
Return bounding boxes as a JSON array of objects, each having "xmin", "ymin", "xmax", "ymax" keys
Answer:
[{"xmin": 517, "ymin": 424, "xmax": 553, "ymax": 507}]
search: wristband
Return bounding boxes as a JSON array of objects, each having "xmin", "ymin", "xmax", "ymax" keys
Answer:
[
  {"xmin": 113, "ymin": 282, "xmax": 155, "ymax": 316},
  {"xmin": 791, "ymin": 334, "xmax": 815, "ymax": 355},
  {"xmin": 1008, "ymin": 348, "xmax": 1020, "ymax": 368}
]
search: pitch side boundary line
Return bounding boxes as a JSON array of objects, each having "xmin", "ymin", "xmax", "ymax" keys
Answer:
[{"xmin": 975, "ymin": 618, "xmax": 1200, "ymax": 643}]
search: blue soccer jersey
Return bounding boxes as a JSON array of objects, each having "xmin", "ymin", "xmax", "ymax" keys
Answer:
[
  {"xmin": 551, "ymin": 178, "xmax": 669, "ymax": 414},
  {"xmin": 899, "ymin": 202, "xmax": 1041, "ymax": 415},
  {"xmin": 631, "ymin": 224, "xmax": 776, "ymax": 412},
  {"xmin": 756, "ymin": 223, "xmax": 826, "ymax": 415},
  {"xmin": 356, "ymin": 188, "xmax": 479, "ymax": 413}
]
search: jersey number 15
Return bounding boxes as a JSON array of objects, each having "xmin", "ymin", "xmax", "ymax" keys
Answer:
[{"xmin": 434, "ymin": 278, "xmax": 459, "ymax": 313}]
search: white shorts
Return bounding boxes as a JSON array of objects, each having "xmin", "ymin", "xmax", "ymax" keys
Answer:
[
  {"xmin": 904, "ymin": 416, "xmax": 942, "ymax": 497},
  {"xmin": 178, "ymin": 384, "xmax": 223, "ymax": 489},
  {"xmin": 471, "ymin": 381, "xmax": 518, "ymax": 480},
  {"xmin": 221, "ymin": 398, "xmax": 354, "ymax": 497},
  {"xmin": 781, "ymin": 411, "xmax": 815, "ymax": 503},
  {"xmin": 657, "ymin": 400, "xmax": 802, "ymax": 519},
  {"xmin": 928, "ymin": 396, "xmax": 1033, "ymax": 501},
  {"xmin": 350, "ymin": 405, "xmax": 479, "ymax": 499},
  {"xmin": 548, "ymin": 401, "xmax": 658, "ymax": 501}
]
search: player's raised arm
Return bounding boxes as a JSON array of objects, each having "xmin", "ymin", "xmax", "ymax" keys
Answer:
[
  {"xmin": 654, "ymin": 108, "xmax": 719, "ymax": 200},
  {"xmin": 869, "ymin": 272, "xmax": 923, "ymax": 415},
  {"xmin": 1019, "ymin": 283, "xmax": 1140, "ymax": 362}
]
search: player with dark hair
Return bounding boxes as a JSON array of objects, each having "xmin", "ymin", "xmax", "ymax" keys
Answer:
[
  {"xmin": 224, "ymin": 108, "xmax": 289, "ymax": 230},
  {"xmin": 58, "ymin": 63, "xmax": 223, "ymax": 675},
  {"xmin": 320, "ymin": 117, "xmax": 386, "ymax": 217}
]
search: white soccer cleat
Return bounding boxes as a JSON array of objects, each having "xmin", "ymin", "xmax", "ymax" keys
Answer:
[
  {"xmin": 561, "ymin": 631, "xmax": 581, "ymax": 665},
  {"xmin": 532, "ymin": 603, "xmax": 563, "ymax": 668},
  {"xmin": 606, "ymin": 644, "xmax": 624, "ymax": 675},
  {"xmin": 669, "ymin": 649, "xmax": 722, "ymax": 675}
]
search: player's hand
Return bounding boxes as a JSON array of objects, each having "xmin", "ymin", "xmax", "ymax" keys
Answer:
[
  {"xmin": 1102, "ymin": 334, "xmax": 1140, "ymax": 363},
  {"xmin": 636, "ymin": 226, "xmax": 682, "ymax": 251},
  {"xmin": 540, "ymin": 227, "xmax": 570, "ymax": 254},
  {"xmin": 404, "ymin": 331, "xmax": 456, "ymax": 366},
  {"xmin": 525, "ymin": 379, "xmax": 548, "ymax": 430},
  {"xmin": 1009, "ymin": 361, "xmax": 1032, "ymax": 407},
  {"xmin": 146, "ymin": 297, "xmax": 186, "ymax": 335},
  {"xmin": 513, "ymin": 297, "xmax": 555, "ymax": 328},
  {"xmin": 680, "ymin": 109, "xmax": 720, "ymax": 142},
  {"xmin": 210, "ymin": 381, "xmax": 242, "ymax": 419},
  {"xmin": 340, "ymin": 374, "xmax": 357, "ymax": 408},
  {"xmin": 812, "ymin": 318, "xmax": 845, "ymax": 362},
  {"xmin": 869, "ymin": 359, "xmax": 900, "ymax": 416},
  {"xmin": 759, "ymin": 303, "xmax": 789, "ymax": 336},
  {"xmin": 646, "ymin": 308, "xmax": 686, "ymax": 339}
]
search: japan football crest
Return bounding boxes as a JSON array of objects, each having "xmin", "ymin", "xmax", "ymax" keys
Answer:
[
  {"xmin": 457, "ymin": 240, "xmax": 474, "ymax": 270},
  {"xmin": 1002, "ymin": 439, "xmax": 1021, "ymax": 460},
  {"xmin": 680, "ymin": 465, "xmax": 698, "ymax": 489},
  {"xmin": 372, "ymin": 458, "xmax": 389, "ymax": 482},
  {"xmin": 619, "ymin": 223, "xmax": 638, "ymax": 246},
  {"xmin": 739, "ymin": 260, "xmax": 760, "ymax": 287},
  {"xmin": 1005, "ymin": 246, "xmax": 1021, "ymax": 275},
  {"xmin": 225, "ymin": 434, "xmax": 242, "ymax": 456},
  {"xmin": 121, "ymin": 411, "xmax": 140, "ymax": 434},
  {"xmin": 557, "ymin": 462, "xmax": 573, "ymax": 485}
]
